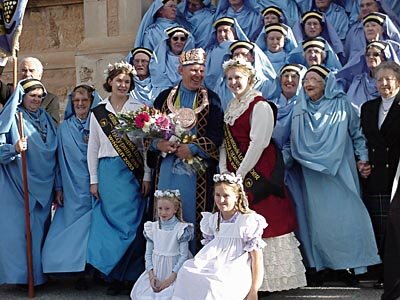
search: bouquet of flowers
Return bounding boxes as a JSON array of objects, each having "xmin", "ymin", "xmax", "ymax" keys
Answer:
[
  {"xmin": 116, "ymin": 107, "xmax": 208, "ymax": 175},
  {"xmin": 116, "ymin": 106, "xmax": 175, "ymax": 140}
]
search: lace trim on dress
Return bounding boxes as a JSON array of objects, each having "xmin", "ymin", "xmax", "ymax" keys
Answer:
[{"xmin": 224, "ymin": 89, "xmax": 262, "ymax": 126}]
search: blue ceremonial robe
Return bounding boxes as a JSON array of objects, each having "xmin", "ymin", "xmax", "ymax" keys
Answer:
[
  {"xmin": 290, "ymin": 73, "xmax": 381, "ymax": 274},
  {"xmin": 344, "ymin": 17, "xmax": 400, "ymax": 62},
  {"xmin": 177, "ymin": 0, "xmax": 215, "ymax": 48},
  {"xmin": 131, "ymin": 76, "xmax": 157, "ymax": 107},
  {"xmin": 215, "ymin": 0, "xmax": 263, "ymax": 41},
  {"xmin": 314, "ymin": 2, "xmax": 350, "ymax": 40},
  {"xmin": 287, "ymin": 38, "xmax": 342, "ymax": 73},
  {"xmin": 255, "ymin": 0, "xmax": 301, "ymax": 28},
  {"xmin": 349, "ymin": 0, "xmax": 400, "ymax": 28},
  {"xmin": 336, "ymin": 41, "xmax": 400, "ymax": 93},
  {"xmin": 204, "ymin": 19, "xmax": 249, "ymax": 90},
  {"xmin": 292, "ymin": 16, "xmax": 345, "ymax": 63},
  {"xmin": 0, "ymin": 83, "xmax": 57, "ymax": 285},
  {"xmin": 271, "ymin": 92, "xmax": 314, "ymax": 267},
  {"xmin": 346, "ymin": 73, "xmax": 379, "ymax": 115},
  {"xmin": 42, "ymin": 91, "xmax": 101, "ymax": 273},
  {"xmin": 152, "ymin": 84, "xmax": 224, "ymax": 253},
  {"xmin": 255, "ymin": 28, "xmax": 297, "ymax": 73},
  {"xmin": 150, "ymin": 32, "xmax": 195, "ymax": 96},
  {"xmin": 134, "ymin": 0, "xmax": 182, "ymax": 51}
]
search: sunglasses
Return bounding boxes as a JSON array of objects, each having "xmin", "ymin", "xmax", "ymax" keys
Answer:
[
  {"xmin": 171, "ymin": 36, "xmax": 187, "ymax": 42},
  {"xmin": 365, "ymin": 52, "xmax": 381, "ymax": 57}
]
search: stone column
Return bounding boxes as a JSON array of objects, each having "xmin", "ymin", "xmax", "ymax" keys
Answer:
[{"xmin": 76, "ymin": 0, "xmax": 148, "ymax": 98}]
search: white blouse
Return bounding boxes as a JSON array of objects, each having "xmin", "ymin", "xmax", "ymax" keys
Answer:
[
  {"xmin": 87, "ymin": 95, "xmax": 151, "ymax": 184},
  {"xmin": 219, "ymin": 90, "xmax": 274, "ymax": 178}
]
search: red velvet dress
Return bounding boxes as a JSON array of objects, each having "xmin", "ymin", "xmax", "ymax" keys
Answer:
[{"xmin": 226, "ymin": 96, "xmax": 297, "ymax": 238}]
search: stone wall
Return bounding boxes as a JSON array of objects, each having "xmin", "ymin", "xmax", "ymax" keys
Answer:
[
  {"xmin": 1, "ymin": 0, "xmax": 84, "ymax": 117},
  {"xmin": 1, "ymin": 0, "xmax": 147, "ymax": 118}
]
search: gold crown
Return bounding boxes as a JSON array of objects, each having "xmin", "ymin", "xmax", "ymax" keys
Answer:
[{"xmin": 180, "ymin": 48, "xmax": 207, "ymax": 66}]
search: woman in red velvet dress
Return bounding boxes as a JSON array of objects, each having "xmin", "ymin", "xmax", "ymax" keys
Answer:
[{"xmin": 219, "ymin": 58, "xmax": 306, "ymax": 293}]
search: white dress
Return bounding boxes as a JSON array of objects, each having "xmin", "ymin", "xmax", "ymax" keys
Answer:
[
  {"xmin": 131, "ymin": 221, "xmax": 192, "ymax": 300},
  {"xmin": 172, "ymin": 212, "xmax": 267, "ymax": 300}
]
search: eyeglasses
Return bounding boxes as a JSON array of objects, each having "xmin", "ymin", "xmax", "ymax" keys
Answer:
[
  {"xmin": 302, "ymin": 78, "xmax": 324, "ymax": 84},
  {"xmin": 171, "ymin": 36, "xmax": 187, "ymax": 42},
  {"xmin": 365, "ymin": 52, "xmax": 381, "ymax": 57},
  {"xmin": 376, "ymin": 77, "xmax": 397, "ymax": 83}
]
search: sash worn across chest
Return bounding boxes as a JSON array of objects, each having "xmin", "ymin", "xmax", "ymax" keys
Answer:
[
  {"xmin": 92, "ymin": 104, "xmax": 144, "ymax": 183},
  {"xmin": 223, "ymin": 123, "xmax": 285, "ymax": 203}
]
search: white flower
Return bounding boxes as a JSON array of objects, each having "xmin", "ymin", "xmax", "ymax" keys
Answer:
[{"xmin": 103, "ymin": 61, "xmax": 137, "ymax": 79}]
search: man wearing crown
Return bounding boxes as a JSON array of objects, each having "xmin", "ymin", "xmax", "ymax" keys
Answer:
[{"xmin": 148, "ymin": 48, "xmax": 224, "ymax": 253}]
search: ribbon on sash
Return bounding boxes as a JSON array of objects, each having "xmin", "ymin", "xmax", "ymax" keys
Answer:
[
  {"xmin": 92, "ymin": 104, "xmax": 144, "ymax": 183},
  {"xmin": 223, "ymin": 123, "xmax": 285, "ymax": 203}
]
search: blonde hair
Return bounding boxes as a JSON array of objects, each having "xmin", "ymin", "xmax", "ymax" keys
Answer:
[
  {"xmin": 213, "ymin": 181, "xmax": 252, "ymax": 231},
  {"xmin": 223, "ymin": 57, "xmax": 256, "ymax": 88},
  {"xmin": 155, "ymin": 193, "xmax": 184, "ymax": 228}
]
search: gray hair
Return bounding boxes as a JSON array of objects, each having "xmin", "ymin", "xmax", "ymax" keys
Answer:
[
  {"xmin": 20, "ymin": 57, "xmax": 44, "ymax": 77},
  {"xmin": 374, "ymin": 61, "xmax": 400, "ymax": 80}
]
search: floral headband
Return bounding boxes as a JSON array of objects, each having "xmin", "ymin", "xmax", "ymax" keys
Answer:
[
  {"xmin": 103, "ymin": 61, "xmax": 137, "ymax": 79},
  {"xmin": 154, "ymin": 189, "xmax": 181, "ymax": 199},
  {"xmin": 213, "ymin": 173, "xmax": 243, "ymax": 185},
  {"xmin": 222, "ymin": 57, "xmax": 255, "ymax": 76}
]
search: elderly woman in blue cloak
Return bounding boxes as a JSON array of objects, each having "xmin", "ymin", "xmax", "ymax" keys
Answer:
[
  {"xmin": 269, "ymin": 64, "xmax": 315, "ymax": 269},
  {"xmin": 300, "ymin": 0, "xmax": 350, "ymax": 41},
  {"xmin": 176, "ymin": 0, "xmax": 215, "ymax": 48},
  {"xmin": 289, "ymin": 65, "xmax": 381, "ymax": 285},
  {"xmin": 0, "ymin": 78, "xmax": 57, "ymax": 286},
  {"xmin": 204, "ymin": 16, "xmax": 249, "ymax": 90},
  {"xmin": 41, "ymin": 84, "xmax": 101, "ymax": 289},
  {"xmin": 255, "ymin": 23, "xmax": 297, "ymax": 73},
  {"xmin": 150, "ymin": 26, "xmax": 195, "ymax": 97},
  {"xmin": 134, "ymin": 0, "xmax": 182, "ymax": 51},
  {"xmin": 292, "ymin": 11, "xmax": 346, "ymax": 64},
  {"xmin": 287, "ymin": 37, "xmax": 342, "ymax": 73},
  {"xmin": 129, "ymin": 47, "xmax": 156, "ymax": 107},
  {"xmin": 337, "ymin": 41, "xmax": 400, "ymax": 114},
  {"xmin": 214, "ymin": 0, "xmax": 263, "ymax": 41},
  {"xmin": 345, "ymin": 12, "xmax": 400, "ymax": 62},
  {"xmin": 255, "ymin": 0, "xmax": 301, "ymax": 28}
]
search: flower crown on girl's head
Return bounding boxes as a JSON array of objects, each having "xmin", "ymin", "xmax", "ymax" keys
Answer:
[
  {"xmin": 222, "ymin": 57, "xmax": 255, "ymax": 76},
  {"xmin": 103, "ymin": 61, "xmax": 137, "ymax": 79},
  {"xmin": 213, "ymin": 173, "xmax": 243, "ymax": 185},
  {"xmin": 154, "ymin": 189, "xmax": 181, "ymax": 199}
]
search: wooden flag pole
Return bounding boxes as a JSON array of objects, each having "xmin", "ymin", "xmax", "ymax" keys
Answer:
[
  {"xmin": 13, "ymin": 51, "xmax": 18, "ymax": 89},
  {"xmin": 17, "ymin": 111, "xmax": 35, "ymax": 298}
]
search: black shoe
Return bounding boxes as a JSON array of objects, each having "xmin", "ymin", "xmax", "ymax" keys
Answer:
[
  {"xmin": 106, "ymin": 281, "xmax": 124, "ymax": 296},
  {"xmin": 337, "ymin": 269, "xmax": 359, "ymax": 287},
  {"xmin": 75, "ymin": 277, "xmax": 89, "ymax": 291},
  {"xmin": 373, "ymin": 281, "xmax": 384, "ymax": 289},
  {"xmin": 306, "ymin": 269, "xmax": 325, "ymax": 287}
]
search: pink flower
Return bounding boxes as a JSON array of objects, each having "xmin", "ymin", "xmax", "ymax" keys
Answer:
[
  {"xmin": 135, "ymin": 112, "xmax": 150, "ymax": 129},
  {"xmin": 155, "ymin": 115, "xmax": 170, "ymax": 130}
]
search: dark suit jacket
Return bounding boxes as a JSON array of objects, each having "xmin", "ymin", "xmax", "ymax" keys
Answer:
[{"xmin": 360, "ymin": 92, "xmax": 400, "ymax": 195}]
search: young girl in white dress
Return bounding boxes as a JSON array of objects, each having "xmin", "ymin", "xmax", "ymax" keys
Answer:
[
  {"xmin": 172, "ymin": 173, "xmax": 267, "ymax": 300},
  {"xmin": 130, "ymin": 189, "xmax": 194, "ymax": 300}
]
